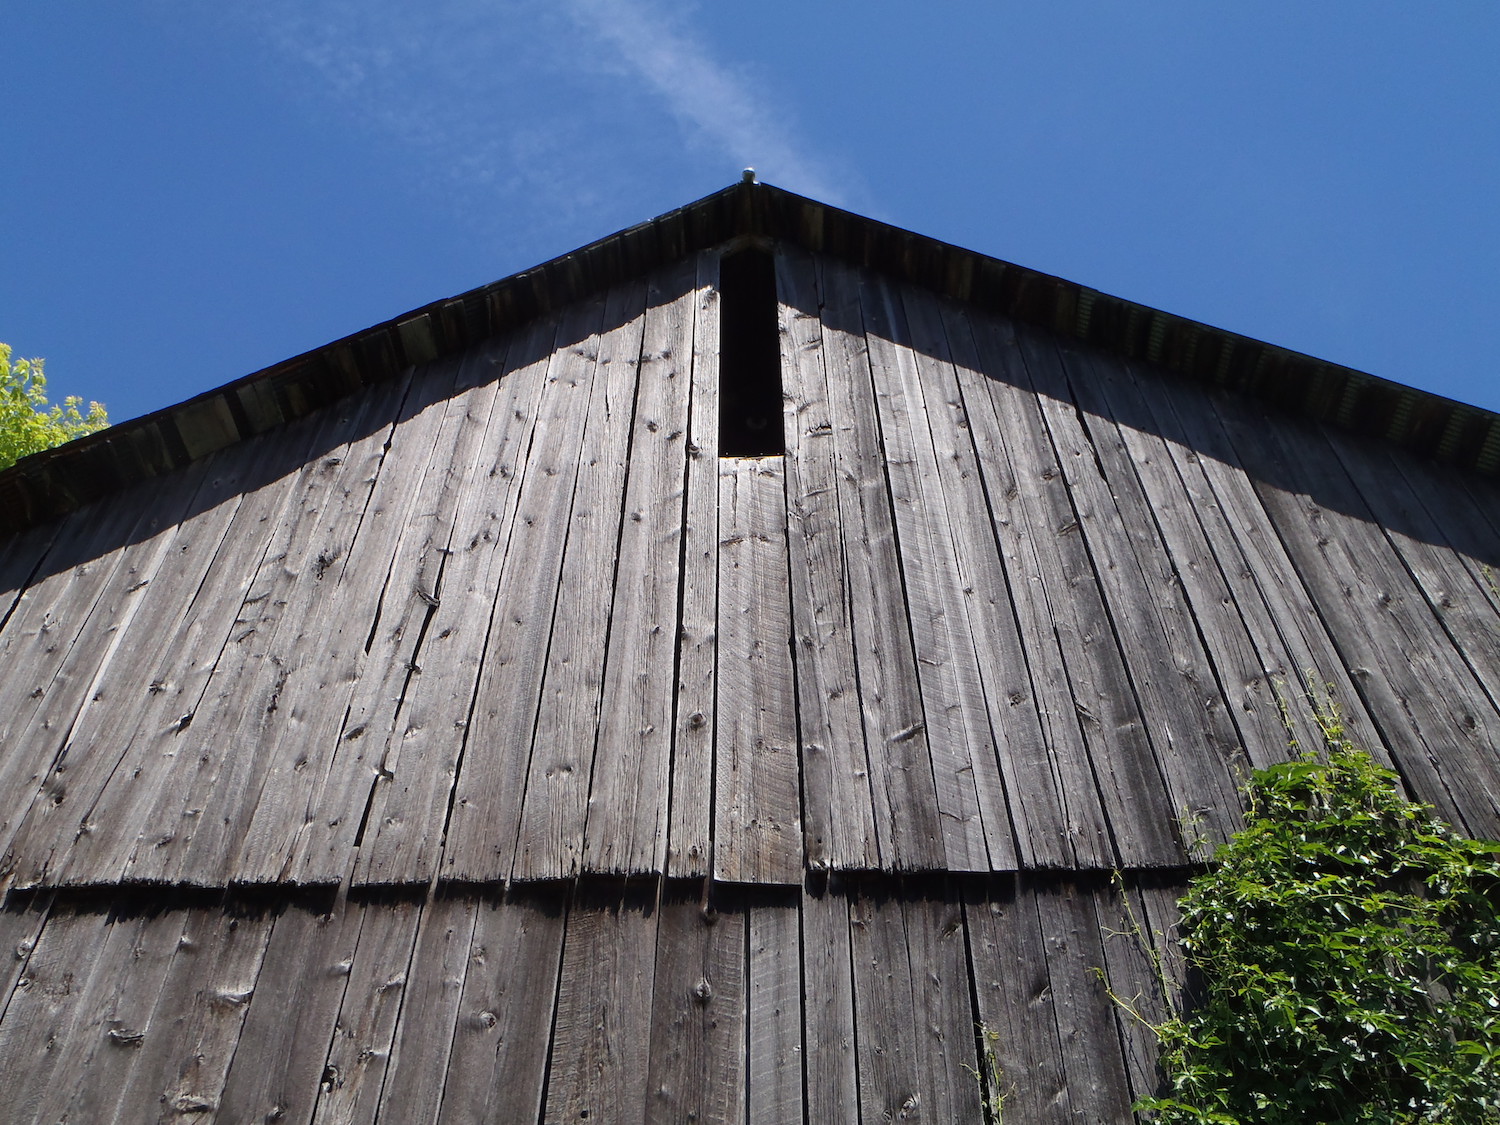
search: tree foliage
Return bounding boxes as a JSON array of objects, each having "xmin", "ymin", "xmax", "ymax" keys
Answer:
[
  {"xmin": 1139, "ymin": 718, "xmax": 1500, "ymax": 1124},
  {"xmin": 0, "ymin": 343, "xmax": 109, "ymax": 471}
]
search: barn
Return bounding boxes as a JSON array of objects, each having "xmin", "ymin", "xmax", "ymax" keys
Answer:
[{"xmin": 0, "ymin": 178, "xmax": 1496, "ymax": 1123}]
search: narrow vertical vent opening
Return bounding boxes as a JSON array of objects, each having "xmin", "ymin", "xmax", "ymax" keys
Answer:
[{"xmin": 718, "ymin": 246, "xmax": 784, "ymax": 457}]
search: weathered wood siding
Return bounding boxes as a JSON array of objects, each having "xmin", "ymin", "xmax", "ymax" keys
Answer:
[
  {"xmin": 0, "ymin": 874, "xmax": 1182, "ymax": 1125},
  {"xmin": 0, "ymin": 250, "xmax": 1497, "ymax": 891}
]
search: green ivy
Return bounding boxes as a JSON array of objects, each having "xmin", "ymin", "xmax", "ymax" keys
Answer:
[{"xmin": 1139, "ymin": 717, "xmax": 1500, "ymax": 1124}]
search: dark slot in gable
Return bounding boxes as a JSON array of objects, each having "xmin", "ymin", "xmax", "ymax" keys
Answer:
[{"xmin": 718, "ymin": 246, "xmax": 785, "ymax": 457}]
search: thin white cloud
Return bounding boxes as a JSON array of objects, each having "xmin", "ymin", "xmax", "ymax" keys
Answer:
[
  {"xmin": 191, "ymin": 0, "xmax": 849, "ymax": 254},
  {"xmin": 560, "ymin": 0, "xmax": 844, "ymax": 202}
]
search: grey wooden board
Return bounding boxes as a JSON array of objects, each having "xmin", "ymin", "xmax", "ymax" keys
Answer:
[
  {"xmin": 775, "ymin": 247, "xmax": 880, "ymax": 872},
  {"xmin": 800, "ymin": 879, "xmax": 860, "ymax": 1125},
  {"xmin": 582, "ymin": 257, "xmax": 700, "ymax": 875},
  {"xmin": 817, "ymin": 257, "xmax": 945, "ymax": 871},
  {"xmin": 1131, "ymin": 363, "xmax": 1391, "ymax": 764},
  {"xmin": 1221, "ymin": 399, "xmax": 1500, "ymax": 836},
  {"xmin": 1323, "ymin": 424, "xmax": 1500, "ymax": 716},
  {"xmin": 3, "ymin": 430, "xmax": 302, "ymax": 888},
  {"xmin": 859, "ymin": 273, "xmax": 1007, "ymax": 872},
  {"xmin": 748, "ymin": 892, "xmax": 803, "ymax": 1125},
  {"xmin": 311, "ymin": 897, "xmax": 423, "ymax": 1125},
  {"xmin": 234, "ymin": 357, "xmax": 468, "ymax": 884},
  {"xmin": 437, "ymin": 887, "xmax": 568, "ymax": 1125},
  {"xmin": 1045, "ymin": 338, "xmax": 1250, "ymax": 854},
  {"xmin": 0, "ymin": 907, "xmax": 117, "ymax": 1122},
  {"xmin": 1109, "ymin": 358, "xmax": 1330, "ymax": 767},
  {"xmin": 899, "ymin": 883, "xmax": 983, "ymax": 1125},
  {"xmin": 962, "ymin": 880, "xmax": 1072, "ymax": 1124},
  {"xmin": 298, "ymin": 340, "xmax": 516, "ymax": 884},
  {"xmin": 542, "ymin": 882, "xmax": 659, "ymax": 1124},
  {"xmin": 512, "ymin": 283, "xmax": 650, "ymax": 881},
  {"xmin": 121, "ymin": 378, "xmax": 409, "ymax": 887},
  {"xmin": 0, "ymin": 468, "xmax": 203, "ymax": 870},
  {"xmin": 41, "ymin": 906, "xmax": 187, "ymax": 1125},
  {"xmin": 354, "ymin": 316, "xmax": 558, "ymax": 885},
  {"xmin": 644, "ymin": 886, "xmax": 747, "ymax": 1125},
  {"xmin": 941, "ymin": 301, "xmax": 1114, "ymax": 869},
  {"xmin": 964, "ymin": 310, "xmax": 1179, "ymax": 866},
  {"xmin": 1093, "ymin": 877, "xmax": 1179, "ymax": 1107},
  {"xmin": 1034, "ymin": 880, "xmax": 1137, "ymax": 1123},
  {"xmin": 129, "ymin": 907, "xmax": 275, "ymax": 1121},
  {"xmin": 1075, "ymin": 347, "xmax": 1303, "ymax": 768},
  {"xmin": 375, "ymin": 895, "xmax": 479, "ymax": 1125},
  {"xmin": 668, "ymin": 252, "xmax": 721, "ymax": 879},
  {"xmin": 172, "ymin": 375, "xmax": 415, "ymax": 887},
  {"xmin": 903, "ymin": 284, "xmax": 1073, "ymax": 869},
  {"xmin": 848, "ymin": 883, "xmax": 926, "ymax": 1121},
  {"xmin": 439, "ymin": 295, "xmax": 610, "ymax": 882},
  {"xmin": 0, "ymin": 894, "xmax": 52, "ymax": 1024},
  {"xmin": 0, "ymin": 519, "xmax": 58, "ymax": 630},
  {"xmin": 217, "ymin": 899, "xmax": 365, "ymax": 1123},
  {"xmin": 23, "ymin": 409, "xmax": 336, "ymax": 888},
  {"xmin": 715, "ymin": 458, "xmax": 802, "ymax": 884}
]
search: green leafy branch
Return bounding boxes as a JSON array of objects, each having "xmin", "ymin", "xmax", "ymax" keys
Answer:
[{"xmin": 0, "ymin": 343, "xmax": 108, "ymax": 471}]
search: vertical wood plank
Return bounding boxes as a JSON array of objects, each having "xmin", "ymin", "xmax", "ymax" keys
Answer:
[
  {"xmin": 145, "ymin": 378, "xmax": 412, "ymax": 886},
  {"xmin": 715, "ymin": 457, "xmax": 802, "ymax": 884},
  {"xmin": 374, "ymin": 895, "xmax": 480, "ymax": 1125},
  {"xmin": 29, "ymin": 409, "xmax": 334, "ymax": 888},
  {"xmin": 513, "ymin": 283, "xmax": 649, "ymax": 881},
  {"xmin": 542, "ymin": 882, "xmax": 659, "ymax": 1124},
  {"xmin": 668, "ymin": 252, "xmax": 721, "ymax": 879},
  {"xmin": 583, "ymin": 258, "xmax": 699, "ymax": 875},
  {"xmin": 1324, "ymin": 425, "xmax": 1500, "ymax": 715},
  {"xmin": 311, "ymin": 898, "xmax": 424, "ymax": 1125},
  {"xmin": 901, "ymin": 883, "xmax": 984, "ymax": 1125},
  {"xmin": 234, "ymin": 357, "xmax": 467, "ymax": 883},
  {"xmin": 297, "ymin": 342, "xmax": 515, "ymax": 883},
  {"xmin": 1132, "ymin": 364, "xmax": 1390, "ymax": 761},
  {"xmin": 437, "ymin": 887, "xmax": 568, "ymax": 1125},
  {"xmin": 799, "ymin": 879, "xmax": 859, "ymax": 1125},
  {"xmin": 45, "ymin": 908, "xmax": 197, "ymax": 1125},
  {"xmin": 849, "ymin": 883, "xmax": 924, "ymax": 1121},
  {"xmin": 904, "ymin": 284, "xmax": 1078, "ymax": 869},
  {"xmin": 775, "ymin": 247, "xmax": 880, "ymax": 872},
  {"xmin": 1092, "ymin": 355, "xmax": 1327, "ymax": 768},
  {"xmin": 0, "ymin": 907, "xmax": 120, "ymax": 1123},
  {"xmin": 963, "ymin": 310, "xmax": 1179, "ymax": 866},
  {"xmin": 1034, "ymin": 879, "xmax": 1137, "ymax": 1123},
  {"xmin": 748, "ymin": 890, "xmax": 803, "ymax": 1125},
  {"xmin": 353, "ymin": 319, "xmax": 556, "ymax": 885},
  {"xmin": 136, "ymin": 907, "xmax": 275, "ymax": 1120},
  {"xmin": 217, "ymin": 898, "xmax": 365, "ymax": 1123},
  {"xmin": 942, "ymin": 301, "xmax": 1115, "ymax": 870},
  {"xmin": 440, "ymin": 294, "xmax": 610, "ymax": 882},
  {"xmin": 644, "ymin": 886, "xmax": 747, "ymax": 1125},
  {"xmin": 963, "ymin": 879, "xmax": 1072, "ymax": 1124},
  {"xmin": 1042, "ymin": 337, "xmax": 1250, "ymax": 853},
  {"xmin": 1221, "ymin": 399, "xmax": 1500, "ymax": 836},
  {"xmin": 859, "ymin": 273, "xmax": 998, "ymax": 871},
  {"xmin": 818, "ymin": 258, "xmax": 945, "ymax": 871}
]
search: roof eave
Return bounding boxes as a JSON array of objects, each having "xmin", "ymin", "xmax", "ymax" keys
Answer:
[{"xmin": 2, "ymin": 180, "xmax": 1495, "ymax": 533}]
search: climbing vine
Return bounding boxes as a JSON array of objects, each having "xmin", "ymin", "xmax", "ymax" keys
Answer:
[{"xmin": 1137, "ymin": 715, "xmax": 1500, "ymax": 1124}]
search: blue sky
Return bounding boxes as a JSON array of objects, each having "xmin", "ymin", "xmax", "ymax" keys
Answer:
[{"xmin": 3, "ymin": 2, "xmax": 1497, "ymax": 424}]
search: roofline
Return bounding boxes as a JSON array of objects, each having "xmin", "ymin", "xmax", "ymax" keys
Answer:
[{"xmin": 3, "ymin": 181, "xmax": 1496, "ymax": 533}]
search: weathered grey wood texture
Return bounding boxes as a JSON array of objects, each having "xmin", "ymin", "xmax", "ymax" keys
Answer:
[
  {"xmin": 1, "ymin": 251, "xmax": 1498, "ymax": 890},
  {"xmin": 0, "ymin": 875, "xmax": 1183, "ymax": 1125}
]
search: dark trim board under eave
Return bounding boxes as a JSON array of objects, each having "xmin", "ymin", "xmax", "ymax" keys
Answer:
[{"xmin": 2, "ymin": 181, "xmax": 1498, "ymax": 534}]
